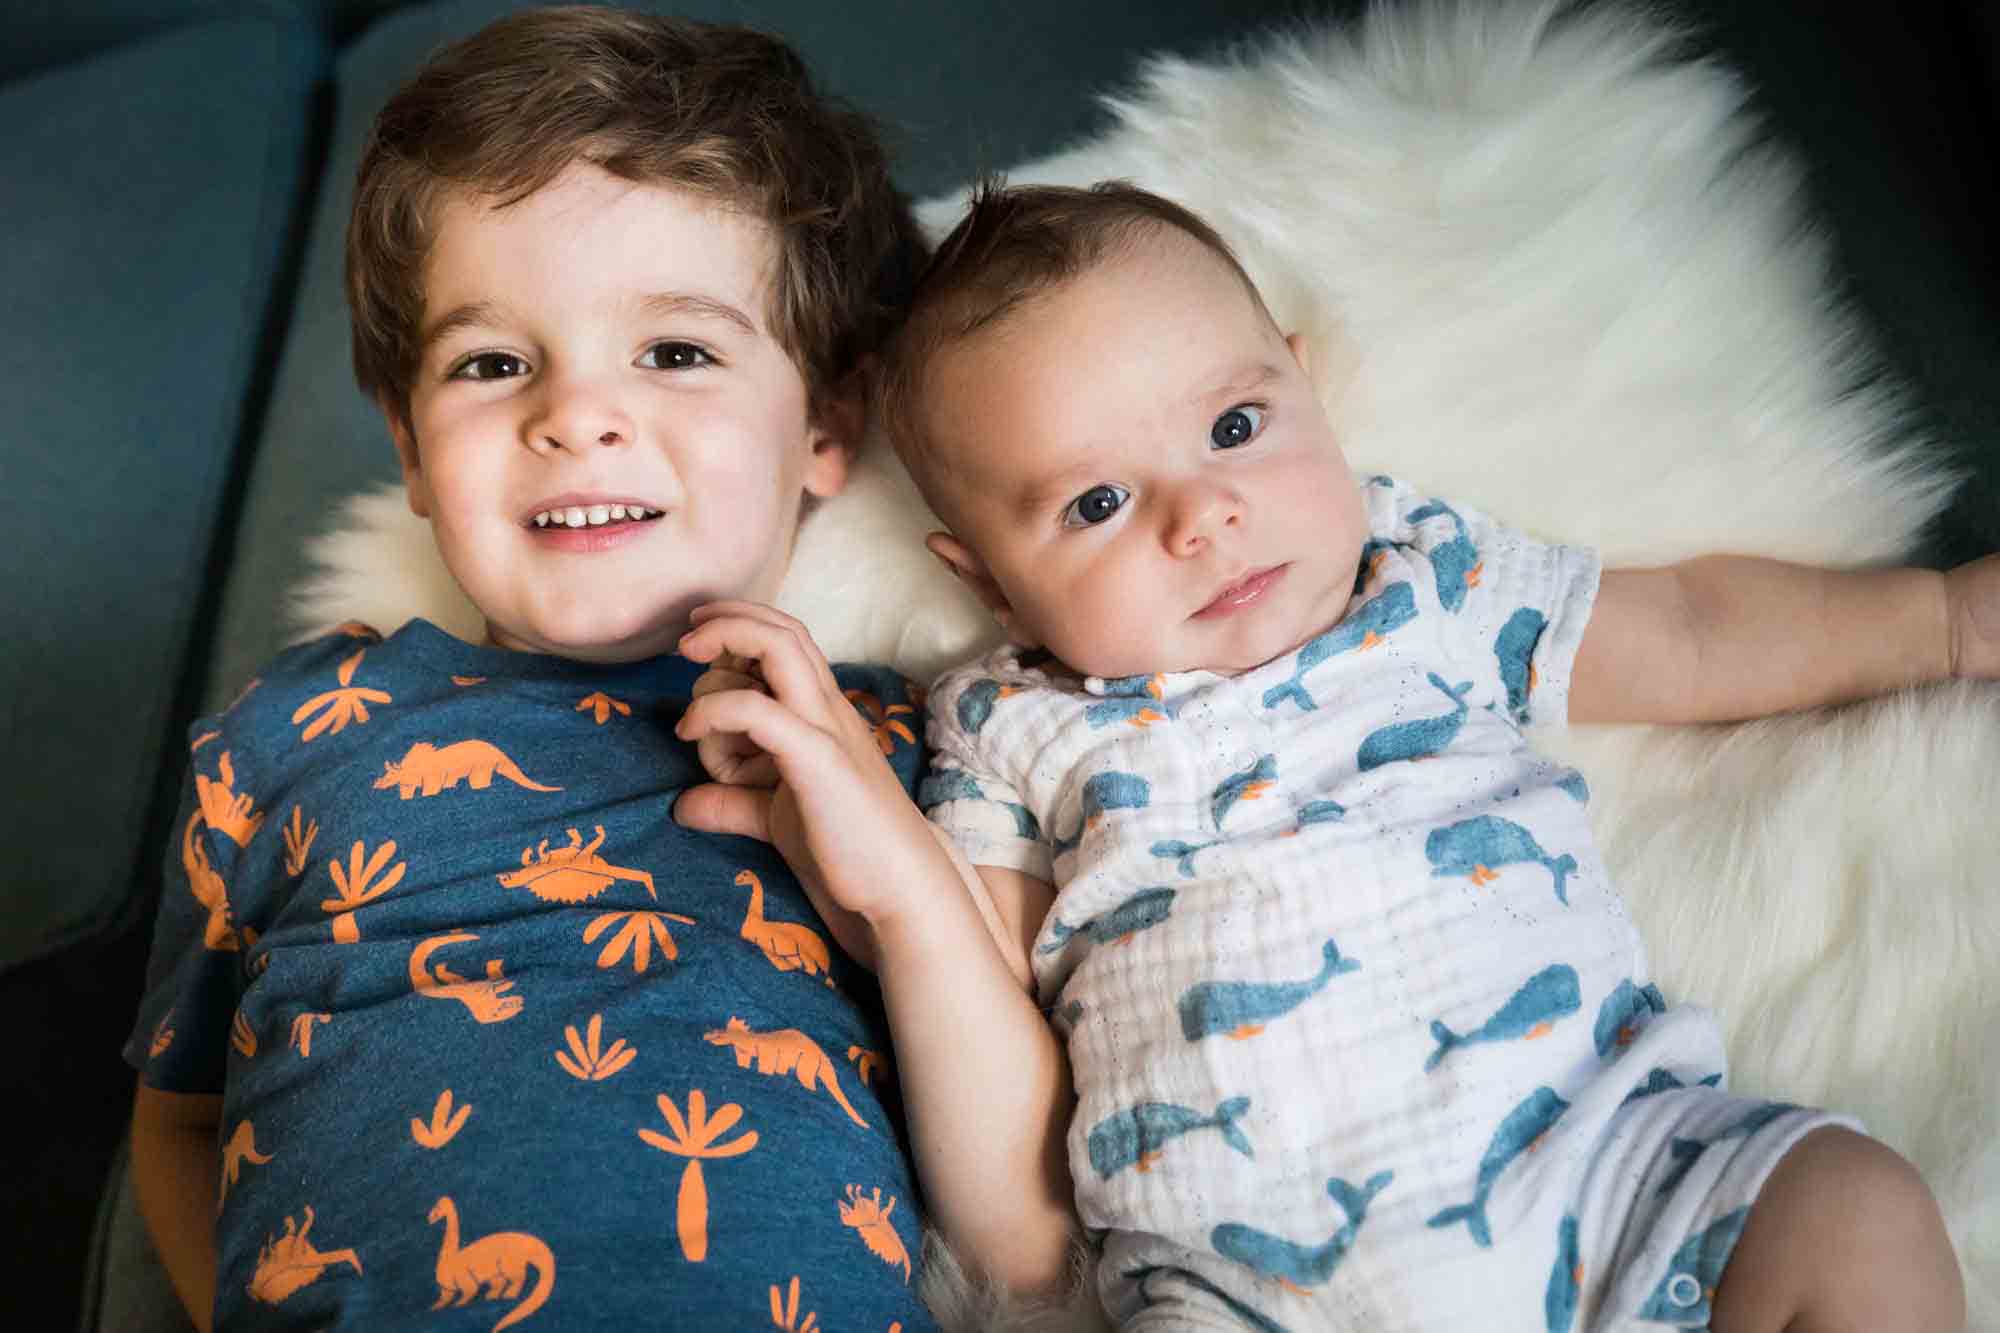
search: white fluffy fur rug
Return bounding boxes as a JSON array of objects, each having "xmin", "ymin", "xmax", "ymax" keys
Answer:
[{"xmin": 295, "ymin": 4, "xmax": 1997, "ymax": 1327}]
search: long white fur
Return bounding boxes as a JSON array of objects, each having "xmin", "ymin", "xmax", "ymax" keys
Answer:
[{"xmin": 292, "ymin": 4, "xmax": 1997, "ymax": 1326}]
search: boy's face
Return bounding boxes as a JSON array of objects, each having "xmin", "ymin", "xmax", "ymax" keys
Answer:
[
  {"xmin": 922, "ymin": 230, "xmax": 1366, "ymax": 679},
  {"xmin": 387, "ymin": 163, "xmax": 851, "ymax": 662}
]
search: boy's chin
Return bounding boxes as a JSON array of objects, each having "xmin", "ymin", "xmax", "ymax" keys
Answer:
[{"xmin": 483, "ymin": 613, "xmax": 689, "ymax": 663}]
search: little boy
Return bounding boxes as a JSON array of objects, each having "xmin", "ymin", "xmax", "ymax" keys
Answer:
[
  {"xmin": 122, "ymin": 10, "xmax": 943, "ymax": 1330},
  {"xmin": 676, "ymin": 181, "xmax": 1991, "ymax": 1330}
]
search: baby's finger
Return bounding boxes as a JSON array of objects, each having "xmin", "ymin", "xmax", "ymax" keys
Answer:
[{"xmin": 672, "ymin": 782, "xmax": 775, "ymax": 844}]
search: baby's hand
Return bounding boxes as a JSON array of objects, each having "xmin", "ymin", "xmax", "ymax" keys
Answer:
[{"xmin": 1947, "ymin": 553, "xmax": 2000, "ymax": 681}]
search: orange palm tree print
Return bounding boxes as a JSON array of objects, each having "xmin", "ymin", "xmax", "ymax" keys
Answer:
[
  {"xmin": 556, "ymin": 1014, "xmax": 636, "ymax": 1081},
  {"xmin": 583, "ymin": 910, "xmax": 695, "ymax": 973},
  {"xmin": 575, "ymin": 691, "xmax": 632, "ymax": 724},
  {"xmin": 638, "ymin": 1090, "xmax": 757, "ymax": 1262},
  {"xmin": 282, "ymin": 805, "xmax": 318, "ymax": 877},
  {"xmin": 768, "ymin": 1276, "xmax": 820, "ymax": 1331},
  {"xmin": 291, "ymin": 649, "xmax": 392, "ymax": 742},
  {"xmin": 843, "ymin": 689, "xmax": 917, "ymax": 755},
  {"xmin": 323, "ymin": 840, "xmax": 406, "ymax": 943}
]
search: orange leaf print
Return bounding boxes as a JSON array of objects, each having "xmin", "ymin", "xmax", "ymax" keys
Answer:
[
  {"xmin": 556, "ymin": 1013, "xmax": 637, "ymax": 1081},
  {"xmin": 411, "ymin": 1089, "xmax": 472, "ymax": 1149},
  {"xmin": 843, "ymin": 689, "xmax": 917, "ymax": 756},
  {"xmin": 196, "ymin": 751, "xmax": 265, "ymax": 847},
  {"xmin": 282, "ymin": 805, "xmax": 318, "ymax": 877},
  {"xmin": 149, "ymin": 1011, "xmax": 175, "ymax": 1058},
  {"xmin": 583, "ymin": 910, "xmax": 695, "ymax": 973},
  {"xmin": 231, "ymin": 1009, "xmax": 257, "ymax": 1058},
  {"xmin": 769, "ymin": 1276, "xmax": 820, "ymax": 1332},
  {"xmin": 289, "ymin": 1012, "xmax": 329, "ymax": 1057},
  {"xmin": 191, "ymin": 729, "xmax": 220, "ymax": 752},
  {"xmin": 451, "ymin": 675, "xmax": 486, "ymax": 687},
  {"xmin": 291, "ymin": 649, "xmax": 393, "ymax": 742},
  {"xmin": 639, "ymin": 1090, "xmax": 758, "ymax": 1263},
  {"xmin": 575, "ymin": 690, "xmax": 632, "ymax": 724},
  {"xmin": 323, "ymin": 840, "xmax": 406, "ymax": 943}
]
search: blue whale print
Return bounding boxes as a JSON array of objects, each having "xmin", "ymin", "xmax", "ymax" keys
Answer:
[
  {"xmin": 1655, "ymin": 1102, "xmax": 1799, "ymax": 1198},
  {"xmin": 919, "ymin": 767, "xmax": 1040, "ymax": 839},
  {"xmin": 1212, "ymin": 1171, "xmax": 1394, "ymax": 1289},
  {"xmin": 1427, "ymin": 1086, "xmax": 1571, "ymax": 1248},
  {"xmin": 1213, "ymin": 754, "xmax": 1278, "ymax": 827},
  {"xmin": 1151, "ymin": 838, "xmax": 1219, "ymax": 877},
  {"xmin": 1621, "ymin": 1067, "xmax": 1722, "ymax": 1105},
  {"xmin": 1426, "ymin": 815, "xmax": 1579, "ymax": 904},
  {"xmin": 1593, "ymin": 979, "xmax": 1668, "ymax": 1057},
  {"xmin": 956, "ymin": 677, "xmax": 1012, "ymax": 734},
  {"xmin": 1358, "ymin": 673, "xmax": 1473, "ymax": 770},
  {"xmin": 1635, "ymin": 1207, "xmax": 1751, "ymax": 1324},
  {"xmin": 1405, "ymin": 499, "xmax": 1482, "ymax": 612},
  {"xmin": 1086, "ymin": 1095, "xmax": 1253, "ymax": 1178},
  {"xmin": 1291, "ymin": 800, "xmax": 1347, "ymax": 834},
  {"xmin": 1051, "ymin": 770, "xmax": 1151, "ymax": 857},
  {"xmin": 1039, "ymin": 886, "xmax": 1177, "ymax": 955},
  {"xmin": 1260, "ymin": 583, "xmax": 1417, "ymax": 713},
  {"xmin": 1494, "ymin": 607, "xmax": 1547, "ymax": 723},
  {"xmin": 1124, "ymin": 1264, "xmax": 1291, "ymax": 1333},
  {"xmin": 1545, "ymin": 1213, "xmax": 1582, "ymax": 1333},
  {"xmin": 1426, "ymin": 964, "xmax": 1581, "ymax": 1072},
  {"xmin": 1556, "ymin": 770, "xmax": 1590, "ymax": 804},
  {"xmin": 1088, "ymin": 672, "xmax": 1173, "ymax": 730},
  {"xmin": 1179, "ymin": 939, "xmax": 1359, "ymax": 1041}
]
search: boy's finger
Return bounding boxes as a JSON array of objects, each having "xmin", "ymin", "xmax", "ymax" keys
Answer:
[
  {"xmin": 679, "ymin": 617, "xmax": 838, "ymax": 716},
  {"xmin": 671, "ymin": 782, "xmax": 775, "ymax": 843},
  {"xmin": 677, "ymin": 686, "xmax": 835, "ymax": 767}
]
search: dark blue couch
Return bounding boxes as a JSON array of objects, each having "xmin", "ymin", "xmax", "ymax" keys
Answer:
[{"xmin": 1, "ymin": 3, "xmax": 1991, "ymax": 1328}]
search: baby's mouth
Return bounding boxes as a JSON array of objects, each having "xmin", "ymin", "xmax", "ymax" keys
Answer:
[{"xmin": 529, "ymin": 504, "xmax": 663, "ymax": 530}]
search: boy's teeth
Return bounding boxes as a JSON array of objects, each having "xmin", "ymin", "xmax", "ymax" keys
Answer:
[{"xmin": 532, "ymin": 505, "xmax": 661, "ymax": 528}]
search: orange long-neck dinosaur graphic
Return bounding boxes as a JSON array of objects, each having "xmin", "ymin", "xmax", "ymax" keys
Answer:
[
  {"xmin": 410, "ymin": 933, "xmax": 523, "ymax": 1023},
  {"xmin": 374, "ymin": 741, "xmax": 561, "ymax": 799},
  {"xmin": 734, "ymin": 870, "xmax": 831, "ymax": 979},
  {"xmin": 704, "ymin": 1018, "xmax": 866, "ymax": 1128},
  {"xmin": 246, "ymin": 1206, "xmax": 361, "ymax": 1306},
  {"xmin": 181, "ymin": 810, "xmax": 238, "ymax": 952},
  {"xmin": 428, "ymin": 1195, "xmax": 555, "ymax": 1332}
]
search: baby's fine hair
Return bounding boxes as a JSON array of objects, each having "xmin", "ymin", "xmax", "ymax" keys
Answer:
[
  {"xmin": 876, "ymin": 178, "xmax": 1273, "ymax": 486},
  {"xmin": 347, "ymin": 4, "xmax": 926, "ymax": 422}
]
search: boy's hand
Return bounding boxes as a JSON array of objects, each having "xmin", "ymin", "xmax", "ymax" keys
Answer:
[
  {"xmin": 688, "ymin": 654, "xmax": 778, "ymax": 787},
  {"xmin": 1947, "ymin": 553, "xmax": 2000, "ymax": 681},
  {"xmin": 672, "ymin": 601, "xmax": 942, "ymax": 968}
]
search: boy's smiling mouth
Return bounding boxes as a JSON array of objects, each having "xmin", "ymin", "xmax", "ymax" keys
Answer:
[{"xmin": 525, "ymin": 494, "xmax": 666, "ymax": 530}]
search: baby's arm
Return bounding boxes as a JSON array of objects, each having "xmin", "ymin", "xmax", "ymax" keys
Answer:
[
  {"xmin": 673, "ymin": 603, "xmax": 1076, "ymax": 1296},
  {"xmin": 129, "ymin": 1083, "xmax": 222, "ymax": 1332},
  {"xmin": 1571, "ymin": 552, "xmax": 2000, "ymax": 723}
]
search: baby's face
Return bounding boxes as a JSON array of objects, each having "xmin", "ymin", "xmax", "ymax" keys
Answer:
[
  {"xmin": 388, "ymin": 162, "xmax": 846, "ymax": 662},
  {"xmin": 924, "ymin": 230, "xmax": 1366, "ymax": 679}
]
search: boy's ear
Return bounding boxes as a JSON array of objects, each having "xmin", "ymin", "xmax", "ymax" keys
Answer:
[
  {"xmin": 802, "ymin": 370, "xmax": 867, "ymax": 500},
  {"xmin": 925, "ymin": 531, "xmax": 1034, "ymax": 643},
  {"xmin": 380, "ymin": 398, "xmax": 432, "ymax": 519}
]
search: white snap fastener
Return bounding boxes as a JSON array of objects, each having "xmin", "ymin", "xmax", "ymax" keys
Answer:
[{"xmin": 1666, "ymin": 1273, "xmax": 1702, "ymax": 1308}]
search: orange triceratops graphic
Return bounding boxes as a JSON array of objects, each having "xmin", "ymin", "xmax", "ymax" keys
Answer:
[
  {"xmin": 374, "ymin": 740, "xmax": 560, "ymax": 799},
  {"xmin": 181, "ymin": 810, "xmax": 239, "ymax": 953},
  {"xmin": 246, "ymin": 1206, "xmax": 362, "ymax": 1306},
  {"xmin": 196, "ymin": 751, "xmax": 266, "ymax": 847},
  {"xmin": 410, "ymin": 933, "xmax": 523, "ymax": 1023},
  {"xmin": 703, "ymin": 1018, "xmax": 866, "ymax": 1129},
  {"xmin": 497, "ymin": 826, "xmax": 655, "ymax": 902},
  {"xmin": 427, "ymin": 1196, "xmax": 555, "ymax": 1332},
  {"xmin": 734, "ymin": 870, "xmax": 831, "ymax": 980},
  {"xmin": 838, "ymin": 1185, "xmax": 912, "ymax": 1282}
]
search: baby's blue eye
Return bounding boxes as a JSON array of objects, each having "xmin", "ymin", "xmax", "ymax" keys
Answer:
[
  {"xmin": 1062, "ymin": 483, "xmax": 1129, "ymax": 528},
  {"xmin": 640, "ymin": 341, "xmax": 711, "ymax": 370},
  {"xmin": 1211, "ymin": 404, "xmax": 1265, "ymax": 448},
  {"xmin": 451, "ymin": 351, "xmax": 528, "ymax": 381}
]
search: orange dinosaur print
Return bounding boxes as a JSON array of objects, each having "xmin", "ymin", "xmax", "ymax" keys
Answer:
[
  {"xmin": 556, "ymin": 1014, "xmax": 635, "ymax": 1081},
  {"xmin": 247, "ymin": 1206, "xmax": 361, "ymax": 1306},
  {"xmin": 282, "ymin": 805, "xmax": 317, "ymax": 877},
  {"xmin": 412, "ymin": 1089, "xmax": 472, "ymax": 1149},
  {"xmin": 498, "ymin": 826, "xmax": 655, "ymax": 902},
  {"xmin": 703, "ymin": 1018, "xmax": 866, "ymax": 1129},
  {"xmin": 427, "ymin": 1196, "xmax": 555, "ymax": 1331},
  {"xmin": 218, "ymin": 1120, "xmax": 272, "ymax": 1208},
  {"xmin": 843, "ymin": 689, "xmax": 916, "ymax": 755},
  {"xmin": 323, "ymin": 839, "xmax": 406, "ymax": 943},
  {"xmin": 149, "ymin": 1011, "xmax": 174, "ymax": 1058},
  {"xmin": 638, "ymin": 1089, "xmax": 758, "ymax": 1263},
  {"xmin": 191, "ymin": 729, "xmax": 220, "ymax": 752},
  {"xmin": 453, "ymin": 675, "xmax": 486, "ymax": 687},
  {"xmin": 181, "ymin": 811, "xmax": 238, "ymax": 952},
  {"xmin": 410, "ymin": 933, "xmax": 523, "ymax": 1024},
  {"xmin": 196, "ymin": 751, "xmax": 266, "ymax": 847},
  {"xmin": 846, "ymin": 1045, "xmax": 888, "ymax": 1087},
  {"xmin": 289, "ymin": 1012, "xmax": 329, "ymax": 1056},
  {"xmin": 330, "ymin": 621, "xmax": 379, "ymax": 640},
  {"xmin": 735, "ymin": 870, "xmax": 831, "ymax": 981},
  {"xmin": 226, "ymin": 677, "xmax": 263, "ymax": 712},
  {"xmin": 769, "ymin": 1275, "xmax": 820, "ymax": 1331},
  {"xmin": 575, "ymin": 691, "xmax": 631, "ymax": 724},
  {"xmin": 374, "ymin": 740, "xmax": 561, "ymax": 799},
  {"xmin": 583, "ymin": 910, "xmax": 695, "ymax": 973},
  {"xmin": 291, "ymin": 648, "xmax": 392, "ymax": 742},
  {"xmin": 231, "ymin": 1009, "xmax": 258, "ymax": 1058},
  {"xmin": 838, "ymin": 1185, "xmax": 912, "ymax": 1282}
]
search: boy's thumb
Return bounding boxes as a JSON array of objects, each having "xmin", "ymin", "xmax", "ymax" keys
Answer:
[{"xmin": 672, "ymin": 783, "xmax": 775, "ymax": 844}]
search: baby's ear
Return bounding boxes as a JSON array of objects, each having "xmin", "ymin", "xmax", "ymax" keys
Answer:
[
  {"xmin": 380, "ymin": 398, "xmax": 431, "ymax": 519},
  {"xmin": 925, "ymin": 532, "xmax": 1030, "ymax": 641}
]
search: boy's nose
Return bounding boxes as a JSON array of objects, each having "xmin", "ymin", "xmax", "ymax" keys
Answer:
[
  {"xmin": 525, "ymin": 372, "xmax": 635, "ymax": 455},
  {"xmin": 1165, "ymin": 481, "xmax": 1243, "ymax": 556}
]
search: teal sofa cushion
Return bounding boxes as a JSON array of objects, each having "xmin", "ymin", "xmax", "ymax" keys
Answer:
[{"xmin": 0, "ymin": 17, "xmax": 322, "ymax": 973}]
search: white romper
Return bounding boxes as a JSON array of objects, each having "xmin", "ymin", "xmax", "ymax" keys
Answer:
[{"xmin": 923, "ymin": 477, "xmax": 1853, "ymax": 1332}]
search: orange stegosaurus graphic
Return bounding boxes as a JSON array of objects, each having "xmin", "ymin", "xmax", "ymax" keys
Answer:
[
  {"xmin": 498, "ymin": 826, "xmax": 655, "ymax": 902},
  {"xmin": 703, "ymin": 1018, "xmax": 866, "ymax": 1129},
  {"xmin": 410, "ymin": 932, "xmax": 523, "ymax": 1024},
  {"xmin": 839, "ymin": 1185, "xmax": 913, "ymax": 1283},
  {"xmin": 374, "ymin": 740, "xmax": 560, "ymax": 799},
  {"xmin": 639, "ymin": 1089, "xmax": 758, "ymax": 1263},
  {"xmin": 734, "ymin": 870, "xmax": 831, "ymax": 981},
  {"xmin": 427, "ymin": 1196, "xmax": 554, "ymax": 1331},
  {"xmin": 247, "ymin": 1206, "xmax": 361, "ymax": 1307}
]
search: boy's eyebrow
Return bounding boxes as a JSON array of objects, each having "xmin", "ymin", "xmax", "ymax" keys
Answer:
[
  {"xmin": 418, "ymin": 301, "xmax": 501, "ymax": 357},
  {"xmin": 638, "ymin": 290, "xmax": 759, "ymax": 335}
]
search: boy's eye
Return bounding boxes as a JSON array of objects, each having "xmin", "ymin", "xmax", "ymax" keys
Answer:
[
  {"xmin": 1061, "ymin": 483, "xmax": 1129, "ymax": 528},
  {"xmin": 450, "ymin": 351, "xmax": 528, "ymax": 381},
  {"xmin": 639, "ymin": 341, "xmax": 711, "ymax": 370},
  {"xmin": 1211, "ymin": 404, "xmax": 1265, "ymax": 449}
]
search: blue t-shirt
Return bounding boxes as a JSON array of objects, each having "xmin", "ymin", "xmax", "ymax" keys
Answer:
[{"xmin": 126, "ymin": 619, "xmax": 937, "ymax": 1331}]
